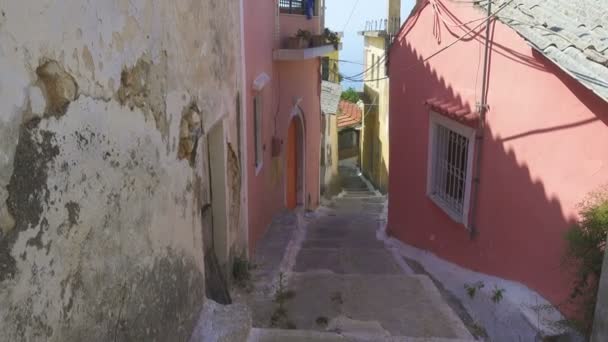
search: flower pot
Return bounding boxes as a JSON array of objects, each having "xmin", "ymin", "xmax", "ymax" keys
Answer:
[
  {"xmin": 286, "ymin": 37, "xmax": 310, "ymax": 49},
  {"xmin": 311, "ymin": 35, "xmax": 326, "ymax": 47}
]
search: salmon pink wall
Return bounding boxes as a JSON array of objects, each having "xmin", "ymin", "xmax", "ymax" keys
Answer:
[
  {"xmin": 388, "ymin": 1, "xmax": 608, "ymax": 312},
  {"xmin": 244, "ymin": 1, "xmax": 322, "ymax": 251},
  {"xmin": 279, "ymin": 14, "xmax": 321, "ymax": 43}
]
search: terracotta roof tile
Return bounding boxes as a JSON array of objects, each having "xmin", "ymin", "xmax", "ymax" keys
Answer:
[
  {"xmin": 424, "ymin": 98, "xmax": 478, "ymax": 127},
  {"xmin": 337, "ymin": 100, "xmax": 363, "ymax": 129}
]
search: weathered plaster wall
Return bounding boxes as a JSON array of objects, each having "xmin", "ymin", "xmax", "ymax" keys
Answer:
[{"xmin": 0, "ymin": 0, "xmax": 243, "ymax": 341}]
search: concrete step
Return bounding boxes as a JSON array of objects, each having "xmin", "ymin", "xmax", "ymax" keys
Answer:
[
  {"xmin": 276, "ymin": 273, "xmax": 473, "ymax": 339},
  {"xmin": 247, "ymin": 328, "xmax": 476, "ymax": 342}
]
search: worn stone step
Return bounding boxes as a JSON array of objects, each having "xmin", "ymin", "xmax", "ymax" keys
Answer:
[
  {"xmin": 274, "ymin": 274, "xmax": 473, "ymax": 339},
  {"xmin": 294, "ymin": 247, "xmax": 403, "ymax": 274},
  {"xmin": 247, "ymin": 328, "xmax": 476, "ymax": 342}
]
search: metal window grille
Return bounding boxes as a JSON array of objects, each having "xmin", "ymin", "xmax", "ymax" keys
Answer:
[
  {"xmin": 431, "ymin": 123, "xmax": 470, "ymax": 217},
  {"xmin": 279, "ymin": 0, "xmax": 306, "ymax": 14}
]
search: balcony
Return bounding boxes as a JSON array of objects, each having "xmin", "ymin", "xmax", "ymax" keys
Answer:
[
  {"xmin": 273, "ymin": 43, "xmax": 341, "ymax": 61},
  {"xmin": 275, "ymin": 2, "xmax": 342, "ymax": 62},
  {"xmin": 278, "ymin": 0, "xmax": 321, "ymax": 39}
]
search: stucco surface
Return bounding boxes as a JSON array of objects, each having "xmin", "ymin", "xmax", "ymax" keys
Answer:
[
  {"xmin": 388, "ymin": 0, "xmax": 608, "ymax": 313},
  {"xmin": 0, "ymin": 0, "xmax": 243, "ymax": 340},
  {"xmin": 244, "ymin": 1, "xmax": 323, "ymax": 251}
]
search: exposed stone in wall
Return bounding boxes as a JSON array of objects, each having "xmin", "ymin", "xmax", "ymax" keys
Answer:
[
  {"xmin": 116, "ymin": 56, "xmax": 169, "ymax": 139},
  {"xmin": 35, "ymin": 60, "xmax": 78, "ymax": 118},
  {"xmin": 227, "ymin": 142, "xmax": 242, "ymax": 256},
  {"xmin": 177, "ymin": 104, "xmax": 203, "ymax": 165},
  {"xmin": 0, "ymin": 0, "xmax": 243, "ymax": 340}
]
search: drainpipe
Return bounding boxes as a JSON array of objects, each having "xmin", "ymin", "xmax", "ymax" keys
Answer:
[{"xmin": 469, "ymin": 0, "xmax": 492, "ymax": 239}]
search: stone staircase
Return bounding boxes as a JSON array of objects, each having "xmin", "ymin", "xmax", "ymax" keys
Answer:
[{"xmin": 238, "ymin": 167, "xmax": 476, "ymax": 342}]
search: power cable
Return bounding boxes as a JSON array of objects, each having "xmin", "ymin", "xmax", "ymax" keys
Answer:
[
  {"xmin": 342, "ymin": 0, "xmax": 361, "ymax": 32},
  {"xmin": 389, "ymin": 0, "xmax": 514, "ymax": 73}
]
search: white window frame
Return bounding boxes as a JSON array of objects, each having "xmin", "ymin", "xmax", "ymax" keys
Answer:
[
  {"xmin": 254, "ymin": 94, "xmax": 263, "ymax": 175},
  {"xmin": 426, "ymin": 111, "xmax": 475, "ymax": 228}
]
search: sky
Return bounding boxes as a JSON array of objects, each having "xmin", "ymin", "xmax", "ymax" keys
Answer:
[{"xmin": 325, "ymin": 0, "xmax": 415, "ymax": 90}]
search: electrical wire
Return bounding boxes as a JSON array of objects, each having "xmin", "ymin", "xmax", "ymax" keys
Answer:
[
  {"xmin": 335, "ymin": 0, "xmax": 514, "ymax": 83},
  {"xmin": 343, "ymin": 53, "xmax": 387, "ymax": 80},
  {"xmin": 389, "ymin": 0, "xmax": 514, "ymax": 73},
  {"xmin": 430, "ymin": 0, "xmax": 494, "ymax": 29},
  {"xmin": 342, "ymin": 0, "xmax": 361, "ymax": 32},
  {"xmin": 328, "ymin": 59, "xmax": 366, "ymax": 66}
]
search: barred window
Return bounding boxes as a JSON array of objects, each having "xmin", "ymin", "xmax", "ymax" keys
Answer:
[
  {"xmin": 427, "ymin": 112, "xmax": 475, "ymax": 226},
  {"xmin": 279, "ymin": 0, "xmax": 316, "ymax": 15}
]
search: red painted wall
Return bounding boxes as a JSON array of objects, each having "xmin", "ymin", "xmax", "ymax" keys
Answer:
[
  {"xmin": 244, "ymin": 0, "xmax": 322, "ymax": 251},
  {"xmin": 388, "ymin": 0, "xmax": 608, "ymax": 311}
]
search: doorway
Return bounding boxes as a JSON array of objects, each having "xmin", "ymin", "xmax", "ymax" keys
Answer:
[
  {"xmin": 203, "ymin": 120, "xmax": 231, "ymax": 304},
  {"xmin": 286, "ymin": 114, "xmax": 305, "ymax": 209}
]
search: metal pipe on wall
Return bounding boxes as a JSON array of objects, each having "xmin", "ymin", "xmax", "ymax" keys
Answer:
[{"xmin": 469, "ymin": 0, "xmax": 492, "ymax": 238}]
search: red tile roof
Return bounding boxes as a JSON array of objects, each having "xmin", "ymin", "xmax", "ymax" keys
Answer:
[
  {"xmin": 338, "ymin": 100, "xmax": 363, "ymax": 129},
  {"xmin": 424, "ymin": 98, "xmax": 479, "ymax": 128}
]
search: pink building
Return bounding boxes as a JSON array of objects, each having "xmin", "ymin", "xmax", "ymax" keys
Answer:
[
  {"xmin": 243, "ymin": 0, "xmax": 337, "ymax": 250},
  {"xmin": 388, "ymin": 0, "xmax": 608, "ymax": 313}
]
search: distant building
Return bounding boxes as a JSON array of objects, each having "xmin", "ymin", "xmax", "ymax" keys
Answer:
[
  {"xmin": 337, "ymin": 100, "xmax": 363, "ymax": 162},
  {"xmin": 357, "ymin": 0, "xmax": 400, "ymax": 193},
  {"xmin": 321, "ymin": 80, "xmax": 342, "ymax": 197}
]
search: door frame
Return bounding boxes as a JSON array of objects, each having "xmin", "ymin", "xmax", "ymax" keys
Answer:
[
  {"xmin": 284, "ymin": 106, "xmax": 306, "ymax": 209},
  {"xmin": 207, "ymin": 119, "xmax": 230, "ymax": 272}
]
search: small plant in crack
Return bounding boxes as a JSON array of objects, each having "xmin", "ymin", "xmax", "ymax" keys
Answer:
[
  {"xmin": 491, "ymin": 286, "xmax": 505, "ymax": 304},
  {"xmin": 469, "ymin": 322, "xmax": 488, "ymax": 339},
  {"xmin": 269, "ymin": 272, "xmax": 297, "ymax": 329},
  {"xmin": 464, "ymin": 281, "xmax": 485, "ymax": 299},
  {"xmin": 232, "ymin": 256, "xmax": 254, "ymax": 291}
]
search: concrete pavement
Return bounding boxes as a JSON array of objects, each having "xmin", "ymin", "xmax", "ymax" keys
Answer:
[{"xmin": 246, "ymin": 166, "xmax": 474, "ymax": 341}]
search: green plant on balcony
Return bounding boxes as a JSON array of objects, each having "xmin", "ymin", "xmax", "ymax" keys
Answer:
[
  {"xmin": 323, "ymin": 28, "xmax": 341, "ymax": 50},
  {"xmin": 296, "ymin": 29, "xmax": 312, "ymax": 41},
  {"xmin": 286, "ymin": 29, "xmax": 313, "ymax": 49}
]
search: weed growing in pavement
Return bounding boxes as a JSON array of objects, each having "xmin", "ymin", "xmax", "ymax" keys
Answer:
[{"xmin": 270, "ymin": 272, "xmax": 297, "ymax": 329}]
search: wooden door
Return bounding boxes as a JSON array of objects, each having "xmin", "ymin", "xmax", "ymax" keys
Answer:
[{"xmin": 286, "ymin": 120, "xmax": 297, "ymax": 209}]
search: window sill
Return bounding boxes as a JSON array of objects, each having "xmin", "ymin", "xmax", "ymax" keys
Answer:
[{"xmin": 427, "ymin": 193, "xmax": 468, "ymax": 228}]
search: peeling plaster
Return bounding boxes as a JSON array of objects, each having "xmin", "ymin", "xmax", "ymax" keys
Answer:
[{"xmin": 0, "ymin": 1, "xmax": 244, "ymax": 340}]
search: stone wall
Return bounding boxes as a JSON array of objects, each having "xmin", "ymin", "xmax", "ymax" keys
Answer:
[{"xmin": 0, "ymin": 1, "xmax": 243, "ymax": 341}]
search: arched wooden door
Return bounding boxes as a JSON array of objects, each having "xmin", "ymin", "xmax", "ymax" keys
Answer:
[{"xmin": 286, "ymin": 119, "xmax": 298, "ymax": 209}]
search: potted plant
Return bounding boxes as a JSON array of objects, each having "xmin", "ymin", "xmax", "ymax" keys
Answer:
[
  {"xmin": 286, "ymin": 29, "xmax": 312, "ymax": 49},
  {"xmin": 324, "ymin": 28, "xmax": 341, "ymax": 49},
  {"xmin": 311, "ymin": 34, "xmax": 326, "ymax": 47}
]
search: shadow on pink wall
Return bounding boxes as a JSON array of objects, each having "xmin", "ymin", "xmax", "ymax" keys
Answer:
[{"xmin": 387, "ymin": 27, "xmax": 608, "ymax": 317}]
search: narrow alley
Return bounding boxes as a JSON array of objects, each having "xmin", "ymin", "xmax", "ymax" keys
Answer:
[
  {"xmin": 244, "ymin": 166, "xmax": 474, "ymax": 341},
  {"xmin": 1, "ymin": 0, "xmax": 606, "ymax": 340}
]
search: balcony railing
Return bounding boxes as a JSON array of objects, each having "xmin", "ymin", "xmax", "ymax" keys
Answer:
[{"xmin": 279, "ymin": 0, "xmax": 318, "ymax": 16}]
